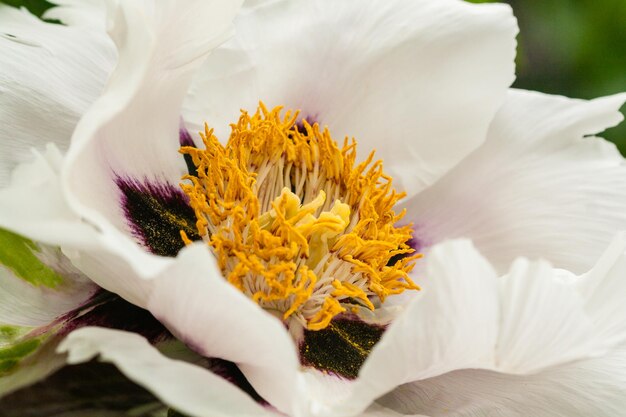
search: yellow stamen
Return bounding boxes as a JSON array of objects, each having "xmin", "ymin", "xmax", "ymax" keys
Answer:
[{"xmin": 180, "ymin": 103, "xmax": 420, "ymax": 330}]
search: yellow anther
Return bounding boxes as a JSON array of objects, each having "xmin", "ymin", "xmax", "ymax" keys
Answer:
[
  {"xmin": 180, "ymin": 230, "xmax": 193, "ymax": 246},
  {"xmin": 179, "ymin": 103, "xmax": 420, "ymax": 330},
  {"xmin": 332, "ymin": 280, "xmax": 375, "ymax": 311},
  {"xmin": 307, "ymin": 298, "xmax": 347, "ymax": 331}
]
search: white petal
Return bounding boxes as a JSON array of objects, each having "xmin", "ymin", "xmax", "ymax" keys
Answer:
[
  {"xmin": 0, "ymin": 145, "xmax": 100, "ymax": 249},
  {"xmin": 402, "ymin": 89, "xmax": 626, "ymax": 273},
  {"xmin": 496, "ymin": 235, "xmax": 626, "ymax": 374},
  {"xmin": 58, "ymin": 327, "xmax": 275, "ymax": 417},
  {"xmin": 48, "ymin": 0, "xmax": 245, "ymax": 307},
  {"xmin": 0, "ymin": 144, "xmax": 163, "ymax": 307},
  {"xmin": 183, "ymin": 0, "xmax": 518, "ymax": 196},
  {"xmin": 579, "ymin": 232, "xmax": 626, "ymax": 348},
  {"xmin": 298, "ymin": 369, "xmax": 362, "ymax": 417},
  {"xmin": 0, "ymin": 4, "xmax": 292, "ymax": 396},
  {"xmin": 241, "ymin": 0, "xmax": 276, "ymax": 10},
  {"xmin": 330, "ymin": 234, "xmax": 626, "ymax": 416},
  {"xmin": 495, "ymin": 259, "xmax": 595, "ymax": 373},
  {"xmin": 66, "ymin": 240, "xmax": 301, "ymax": 415},
  {"xmin": 0, "ymin": 5, "xmax": 114, "ymax": 187},
  {"xmin": 63, "ymin": 0, "xmax": 242, "ymax": 238},
  {"xmin": 0, "ymin": 264, "xmax": 95, "ymax": 327},
  {"xmin": 145, "ymin": 243, "xmax": 301, "ymax": 415},
  {"xmin": 2, "ymin": 148, "xmax": 299, "ymax": 412},
  {"xmin": 378, "ymin": 345, "xmax": 626, "ymax": 417},
  {"xmin": 65, "ymin": 238, "xmax": 168, "ymax": 308},
  {"xmin": 323, "ymin": 240, "xmax": 498, "ymax": 417},
  {"xmin": 376, "ymin": 234, "xmax": 626, "ymax": 416},
  {"xmin": 361, "ymin": 403, "xmax": 429, "ymax": 417}
]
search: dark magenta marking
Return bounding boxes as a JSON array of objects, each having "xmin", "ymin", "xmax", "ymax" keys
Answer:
[
  {"xmin": 179, "ymin": 122, "xmax": 196, "ymax": 148},
  {"xmin": 295, "ymin": 115, "xmax": 319, "ymax": 135},
  {"xmin": 205, "ymin": 358, "xmax": 268, "ymax": 405},
  {"xmin": 179, "ymin": 122, "xmax": 198, "ymax": 177},
  {"xmin": 116, "ymin": 177, "xmax": 201, "ymax": 257},
  {"xmin": 3, "ymin": 292, "xmax": 268, "ymax": 413},
  {"xmin": 61, "ymin": 292, "xmax": 171, "ymax": 344}
]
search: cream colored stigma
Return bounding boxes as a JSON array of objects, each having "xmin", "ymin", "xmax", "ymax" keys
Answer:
[{"xmin": 180, "ymin": 103, "xmax": 420, "ymax": 331}]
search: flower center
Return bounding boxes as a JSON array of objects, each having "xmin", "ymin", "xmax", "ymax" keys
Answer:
[{"xmin": 179, "ymin": 104, "xmax": 420, "ymax": 331}]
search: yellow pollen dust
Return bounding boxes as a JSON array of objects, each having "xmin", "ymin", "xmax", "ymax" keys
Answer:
[{"xmin": 180, "ymin": 103, "xmax": 421, "ymax": 331}]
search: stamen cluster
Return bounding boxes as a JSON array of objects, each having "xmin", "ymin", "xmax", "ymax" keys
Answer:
[{"xmin": 180, "ymin": 104, "xmax": 419, "ymax": 330}]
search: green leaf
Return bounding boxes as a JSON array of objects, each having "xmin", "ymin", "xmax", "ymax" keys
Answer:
[
  {"xmin": 0, "ymin": 0, "xmax": 55, "ymax": 17},
  {"xmin": 0, "ymin": 326, "xmax": 31, "ymax": 344},
  {"xmin": 0, "ymin": 228, "xmax": 64, "ymax": 288},
  {"xmin": 0, "ymin": 339, "xmax": 41, "ymax": 361},
  {"xmin": 0, "ymin": 360, "xmax": 18, "ymax": 374},
  {"xmin": 0, "ymin": 336, "xmax": 45, "ymax": 377}
]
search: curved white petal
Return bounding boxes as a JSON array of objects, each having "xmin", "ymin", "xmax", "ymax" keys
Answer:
[
  {"xmin": 300, "ymin": 363, "xmax": 433, "ymax": 417},
  {"xmin": 65, "ymin": 240, "xmax": 301, "ymax": 415},
  {"xmin": 0, "ymin": 5, "xmax": 114, "ymax": 187},
  {"xmin": 145, "ymin": 243, "xmax": 301, "ymax": 415},
  {"xmin": 378, "ymin": 345, "xmax": 626, "ymax": 417},
  {"xmin": 332, "ymin": 233, "xmax": 626, "ymax": 417},
  {"xmin": 578, "ymin": 232, "xmax": 626, "ymax": 348},
  {"xmin": 63, "ymin": 0, "xmax": 243, "ymax": 240},
  {"xmin": 361, "ymin": 404, "xmax": 429, "ymax": 417},
  {"xmin": 45, "ymin": 3, "xmax": 304, "ymax": 410},
  {"xmin": 402, "ymin": 89, "xmax": 626, "ymax": 274},
  {"xmin": 58, "ymin": 327, "xmax": 275, "ymax": 417},
  {"xmin": 495, "ymin": 259, "xmax": 595, "ymax": 373},
  {"xmin": 0, "ymin": 264, "xmax": 95, "ymax": 327},
  {"xmin": 49, "ymin": 0, "xmax": 244, "ymax": 307},
  {"xmin": 65, "ymin": 240, "xmax": 168, "ymax": 308},
  {"xmin": 0, "ymin": 149, "xmax": 299, "ymax": 413},
  {"xmin": 495, "ymin": 235, "xmax": 626, "ymax": 373},
  {"xmin": 375, "ymin": 235, "xmax": 626, "ymax": 417},
  {"xmin": 0, "ymin": 143, "xmax": 165, "ymax": 307},
  {"xmin": 0, "ymin": 145, "xmax": 100, "ymax": 249},
  {"xmin": 321, "ymin": 240, "xmax": 498, "ymax": 417},
  {"xmin": 183, "ymin": 0, "xmax": 518, "ymax": 196}
]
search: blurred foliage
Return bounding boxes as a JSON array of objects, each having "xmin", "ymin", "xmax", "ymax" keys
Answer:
[
  {"xmin": 469, "ymin": 0, "xmax": 626, "ymax": 150},
  {"xmin": 0, "ymin": 0, "xmax": 52, "ymax": 17},
  {"xmin": 2, "ymin": 0, "xmax": 626, "ymax": 150}
]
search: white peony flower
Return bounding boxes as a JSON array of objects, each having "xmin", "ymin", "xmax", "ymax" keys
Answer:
[{"xmin": 1, "ymin": 0, "xmax": 626, "ymax": 416}]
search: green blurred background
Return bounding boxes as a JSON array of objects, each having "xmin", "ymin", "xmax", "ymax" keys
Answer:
[
  {"xmin": 2, "ymin": 0, "xmax": 625, "ymax": 150},
  {"xmin": 473, "ymin": 0, "xmax": 626, "ymax": 150}
]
